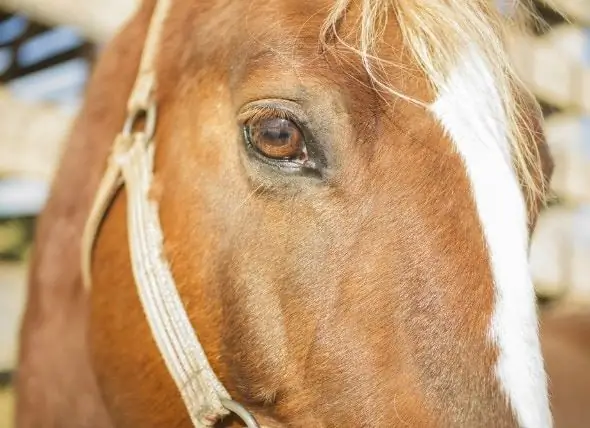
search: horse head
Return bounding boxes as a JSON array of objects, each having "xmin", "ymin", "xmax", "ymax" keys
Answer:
[{"xmin": 86, "ymin": 0, "xmax": 554, "ymax": 426}]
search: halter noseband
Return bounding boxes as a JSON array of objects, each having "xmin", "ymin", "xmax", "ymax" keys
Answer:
[{"xmin": 81, "ymin": 1, "xmax": 261, "ymax": 426}]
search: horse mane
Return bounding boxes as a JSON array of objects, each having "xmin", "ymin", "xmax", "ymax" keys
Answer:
[{"xmin": 321, "ymin": 0, "xmax": 546, "ymax": 210}]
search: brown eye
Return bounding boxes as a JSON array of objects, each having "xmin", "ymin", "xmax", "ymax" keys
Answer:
[{"xmin": 246, "ymin": 117, "xmax": 306, "ymax": 160}]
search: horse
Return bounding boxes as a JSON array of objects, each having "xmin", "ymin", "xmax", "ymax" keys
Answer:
[{"xmin": 14, "ymin": 0, "xmax": 588, "ymax": 426}]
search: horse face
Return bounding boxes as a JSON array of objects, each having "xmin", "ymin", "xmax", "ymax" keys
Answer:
[{"xmin": 90, "ymin": 0, "xmax": 553, "ymax": 426}]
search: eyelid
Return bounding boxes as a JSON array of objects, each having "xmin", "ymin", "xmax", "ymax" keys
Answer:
[{"xmin": 238, "ymin": 99, "xmax": 311, "ymax": 128}]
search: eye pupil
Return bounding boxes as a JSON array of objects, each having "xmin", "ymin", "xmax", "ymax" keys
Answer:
[
  {"xmin": 261, "ymin": 124, "xmax": 289, "ymax": 143},
  {"xmin": 247, "ymin": 117, "xmax": 305, "ymax": 160}
]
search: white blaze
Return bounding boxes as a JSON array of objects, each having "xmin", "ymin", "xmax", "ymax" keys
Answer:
[{"xmin": 430, "ymin": 47, "xmax": 552, "ymax": 427}]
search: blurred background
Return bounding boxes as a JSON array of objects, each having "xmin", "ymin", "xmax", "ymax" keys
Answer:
[{"xmin": 0, "ymin": 0, "xmax": 588, "ymax": 426}]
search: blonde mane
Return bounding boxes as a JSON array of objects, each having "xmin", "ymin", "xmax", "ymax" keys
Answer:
[{"xmin": 321, "ymin": 0, "xmax": 546, "ymax": 210}]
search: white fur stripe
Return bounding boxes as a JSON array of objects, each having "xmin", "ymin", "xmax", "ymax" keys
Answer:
[{"xmin": 431, "ymin": 47, "xmax": 552, "ymax": 427}]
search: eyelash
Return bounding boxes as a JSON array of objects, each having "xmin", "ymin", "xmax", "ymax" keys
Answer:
[{"xmin": 245, "ymin": 106, "xmax": 295, "ymax": 123}]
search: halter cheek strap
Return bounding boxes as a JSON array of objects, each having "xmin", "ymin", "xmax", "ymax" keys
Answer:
[{"xmin": 81, "ymin": 1, "xmax": 260, "ymax": 427}]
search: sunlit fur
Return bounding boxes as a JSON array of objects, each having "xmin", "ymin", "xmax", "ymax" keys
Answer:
[
  {"xmin": 432, "ymin": 46, "xmax": 551, "ymax": 427},
  {"xmin": 321, "ymin": 1, "xmax": 554, "ymax": 424},
  {"xmin": 321, "ymin": 0, "xmax": 547, "ymax": 213}
]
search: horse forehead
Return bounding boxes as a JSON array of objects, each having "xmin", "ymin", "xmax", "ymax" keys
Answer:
[
  {"xmin": 165, "ymin": 0, "xmax": 452, "ymax": 178},
  {"xmin": 172, "ymin": 0, "xmax": 410, "ymax": 59},
  {"xmin": 183, "ymin": 0, "xmax": 334, "ymax": 34},
  {"xmin": 163, "ymin": 0, "xmax": 431, "ymax": 105}
]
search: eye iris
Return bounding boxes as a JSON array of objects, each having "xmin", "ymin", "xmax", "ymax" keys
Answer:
[{"xmin": 248, "ymin": 117, "xmax": 304, "ymax": 159}]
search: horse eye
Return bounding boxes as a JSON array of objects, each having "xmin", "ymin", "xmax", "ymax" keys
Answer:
[{"xmin": 245, "ymin": 117, "xmax": 306, "ymax": 160}]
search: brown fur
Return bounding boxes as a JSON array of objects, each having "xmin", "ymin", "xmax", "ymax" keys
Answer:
[
  {"xmin": 16, "ymin": 2, "xmax": 155, "ymax": 427},
  {"xmin": 16, "ymin": 1, "xmax": 584, "ymax": 427},
  {"xmin": 540, "ymin": 306, "xmax": 590, "ymax": 428}
]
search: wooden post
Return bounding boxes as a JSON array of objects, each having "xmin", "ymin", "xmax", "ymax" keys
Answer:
[
  {"xmin": 0, "ymin": 87, "xmax": 72, "ymax": 180},
  {"xmin": 0, "ymin": 261, "xmax": 28, "ymax": 371},
  {"xmin": 0, "ymin": 0, "xmax": 138, "ymax": 42},
  {"xmin": 508, "ymin": 30, "xmax": 590, "ymax": 115}
]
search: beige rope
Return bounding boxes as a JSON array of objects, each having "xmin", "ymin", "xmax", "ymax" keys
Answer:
[
  {"xmin": 113, "ymin": 133, "xmax": 230, "ymax": 425},
  {"xmin": 127, "ymin": 0, "xmax": 171, "ymax": 113},
  {"xmin": 80, "ymin": 1, "xmax": 261, "ymax": 426},
  {"xmin": 81, "ymin": 159, "xmax": 122, "ymax": 290}
]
